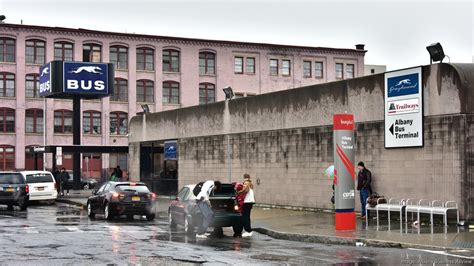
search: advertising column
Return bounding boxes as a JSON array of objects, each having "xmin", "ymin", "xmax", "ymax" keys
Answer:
[{"xmin": 333, "ymin": 114, "xmax": 356, "ymax": 230}]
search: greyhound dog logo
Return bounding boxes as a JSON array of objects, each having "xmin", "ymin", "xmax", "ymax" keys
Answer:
[
  {"xmin": 40, "ymin": 67, "xmax": 49, "ymax": 77},
  {"xmin": 395, "ymin": 79, "xmax": 411, "ymax": 86},
  {"xmin": 68, "ymin": 66, "xmax": 103, "ymax": 74}
]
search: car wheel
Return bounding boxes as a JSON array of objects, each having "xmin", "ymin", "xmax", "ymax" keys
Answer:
[
  {"xmin": 18, "ymin": 198, "xmax": 28, "ymax": 211},
  {"xmin": 169, "ymin": 212, "xmax": 177, "ymax": 228},
  {"xmin": 104, "ymin": 202, "xmax": 113, "ymax": 221},
  {"xmin": 87, "ymin": 201, "xmax": 95, "ymax": 219},
  {"xmin": 213, "ymin": 227, "xmax": 224, "ymax": 237},
  {"xmin": 83, "ymin": 184, "xmax": 90, "ymax": 190},
  {"xmin": 146, "ymin": 214, "xmax": 155, "ymax": 221}
]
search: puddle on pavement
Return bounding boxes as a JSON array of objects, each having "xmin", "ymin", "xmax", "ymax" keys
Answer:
[
  {"xmin": 251, "ymin": 253, "xmax": 291, "ymax": 262},
  {"xmin": 0, "ymin": 210, "xmax": 27, "ymax": 219}
]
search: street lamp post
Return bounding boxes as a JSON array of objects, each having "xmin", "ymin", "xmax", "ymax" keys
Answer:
[{"xmin": 223, "ymin": 86, "xmax": 234, "ymax": 183}]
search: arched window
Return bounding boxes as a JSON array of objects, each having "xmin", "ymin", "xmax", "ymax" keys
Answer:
[
  {"xmin": 137, "ymin": 47, "xmax": 154, "ymax": 71},
  {"xmin": 112, "ymin": 78, "xmax": 128, "ymax": 102},
  {"xmin": 136, "ymin": 79, "xmax": 154, "ymax": 102},
  {"xmin": 110, "ymin": 112, "xmax": 128, "ymax": 135},
  {"xmin": 0, "ymin": 107, "xmax": 15, "ymax": 133},
  {"xmin": 163, "ymin": 49, "xmax": 179, "ymax": 72},
  {"xmin": 162, "ymin": 81, "xmax": 180, "ymax": 104},
  {"xmin": 26, "ymin": 39, "xmax": 46, "ymax": 64},
  {"xmin": 54, "ymin": 41, "xmax": 74, "ymax": 61},
  {"xmin": 199, "ymin": 52, "xmax": 216, "ymax": 75},
  {"xmin": 25, "ymin": 109, "xmax": 43, "ymax": 133},
  {"xmin": 54, "ymin": 109, "xmax": 73, "ymax": 133},
  {"xmin": 25, "ymin": 74, "xmax": 39, "ymax": 98},
  {"xmin": 0, "ymin": 38, "xmax": 15, "ymax": 63},
  {"xmin": 83, "ymin": 110, "xmax": 101, "ymax": 135},
  {"xmin": 199, "ymin": 83, "xmax": 215, "ymax": 105},
  {"xmin": 0, "ymin": 72, "xmax": 15, "ymax": 97},
  {"xmin": 0, "ymin": 145, "xmax": 15, "ymax": 170},
  {"xmin": 83, "ymin": 43, "xmax": 102, "ymax": 62},
  {"xmin": 110, "ymin": 45, "xmax": 128, "ymax": 70}
]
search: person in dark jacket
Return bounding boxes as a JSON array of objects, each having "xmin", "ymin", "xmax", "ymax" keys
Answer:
[
  {"xmin": 53, "ymin": 167, "xmax": 61, "ymax": 194},
  {"xmin": 59, "ymin": 168, "xmax": 70, "ymax": 196},
  {"xmin": 357, "ymin": 162, "xmax": 372, "ymax": 219}
]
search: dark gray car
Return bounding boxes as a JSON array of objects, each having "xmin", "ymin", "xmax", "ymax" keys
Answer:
[{"xmin": 0, "ymin": 172, "xmax": 29, "ymax": 210}]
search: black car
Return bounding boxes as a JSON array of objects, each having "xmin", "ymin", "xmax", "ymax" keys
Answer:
[
  {"xmin": 168, "ymin": 183, "xmax": 241, "ymax": 235},
  {"xmin": 0, "ymin": 172, "xmax": 29, "ymax": 210},
  {"xmin": 87, "ymin": 181, "xmax": 157, "ymax": 221},
  {"xmin": 65, "ymin": 171, "xmax": 97, "ymax": 190}
]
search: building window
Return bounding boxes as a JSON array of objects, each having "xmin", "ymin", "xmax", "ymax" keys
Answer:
[
  {"xmin": 110, "ymin": 46, "xmax": 128, "ymax": 70},
  {"xmin": 54, "ymin": 42, "xmax": 73, "ymax": 61},
  {"xmin": 110, "ymin": 153, "xmax": 128, "ymax": 171},
  {"xmin": 315, "ymin": 62, "xmax": 324, "ymax": 78},
  {"xmin": 136, "ymin": 80, "xmax": 154, "ymax": 103},
  {"xmin": 83, "ymin": 43, "xmax": 102, "ymax": 62},
  {"xmin": 234, "ymin": 57, "xmax": 243, "ymax": 74},
  {"xmin": 0, "ymin": 145, "xmax": 15, "ymax": 170},
  {"xmin": 270, "ymin": 59, "xmax": 278, "ymax": 75},
  {"xmin": 25, "ymin": 109, "xmax": 43, "ymax": 133},
  {"xmin": 199, "ymin": 52, "xmax": 216, "ymax": 75},
  {"xmin": 163, "ymin": 49, "xmax": 179, "ymax": 72},
  {"xmin": 199, "ymin": 83, "xmax": 215, "ymax": 105},
  {"xmin": 110, "ymin": 112, "xmax": 128, "ymax": 135},
  {"xmin": 303, "ymin": 61, "xmax": 312, "ymax": 78},
  {"xmin": 83, "ymin": 110, "xmax": 101, "ymax": 135},
  {"xmin": 371, "ymin": 68, "xmax": 375, "ymax": 74},
  {"xmin": 54, "ymin": 110, "xmax": 73, "ymax": 134},
  {"xmin": 25, "ymin": 39, "xmax": 45, "ymax": 65},
  {"xmin": 335, "ymin": 63, "xmax": 343, "ymax": 79},
  {"xmin": 346, "ymin": 64, "xmax": 355, "ymax": 79},
  {"xmin": 246, "ymin": 57, "xmax": 255, "ymax": 74},
  {"xmin": 111, "ymin": 78, "xmax": 128, "ymax": 102},
  {"xmin": 282, "ymin": 60, "xmax": 291, "ymax": 76},
  {"xmin": 0, "ymin": 108, "xmax": 15, "ymax": 133},
  {"xmin": 0, "ymin": 38, "xmax": 15, "ymax": 63},
  {"xmin": 0, "ymin": 72, "xmax": 15, "ymax": 97},
  {"xmin": 25, "ymin": 74, "xmax": 40, "ymax": 98},
  {"xmin": 162, "ymin": 81, "xmax": 180, "ymax": 104},
  {"xmin": 137, "ymin": 47, "xmax": 154, "ymax": 71}
]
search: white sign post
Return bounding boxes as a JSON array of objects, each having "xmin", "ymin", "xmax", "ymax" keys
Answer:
[
  {"xmin": 56, "ymin": 147, "xmax": 63, "ymax": 166},
  {"xmin": 384, "ymin": 67, "xmax": 423, "ymax": 148}
]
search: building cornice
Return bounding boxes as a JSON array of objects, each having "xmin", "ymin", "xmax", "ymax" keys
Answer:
[{"xmin": 0, "ymin": 23, "xmax": 367, "ymax": 57}]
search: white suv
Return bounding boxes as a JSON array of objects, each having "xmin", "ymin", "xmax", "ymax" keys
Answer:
[{"xmin": 20, "ymin": 171, "xmax": 58, "ymax": 203}]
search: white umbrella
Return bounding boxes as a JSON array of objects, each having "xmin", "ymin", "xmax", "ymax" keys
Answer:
[{"xmin": 324, "ymin": 165, "xmax": 334, "ymax": 178}]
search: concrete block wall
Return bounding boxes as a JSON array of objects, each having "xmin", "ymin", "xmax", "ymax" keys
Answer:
[{"xmin": 177, "ymin": 114, "xmax": 472, "ymax": 220}]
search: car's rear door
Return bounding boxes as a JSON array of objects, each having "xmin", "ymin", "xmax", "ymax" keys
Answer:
[
  {"xmin": 170, "ymin": 187, "xmax": 190, "ymax": 224},
  {"xmin": 0, "ymin": 173, "xmax": 25, "ymax": 201},
  {"xmin": 26, "ymin": 173, "xmax": 55, "ymax": 197}
]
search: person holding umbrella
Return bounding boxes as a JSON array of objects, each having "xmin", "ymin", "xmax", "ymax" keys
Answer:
[{"xmin": 324, "ymin": 165, "xmax": 335, "ymax": 205}]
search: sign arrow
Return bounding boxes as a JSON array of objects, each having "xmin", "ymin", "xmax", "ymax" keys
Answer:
[{"xmin": 389, "ymin": 124, "xmax": 394, "ymax": 135}]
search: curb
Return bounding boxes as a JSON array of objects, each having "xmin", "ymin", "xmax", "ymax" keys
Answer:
[
  {"xmin": 254, "ymin": 227, "xmax": 472, "ymax": 251},
  {"xmin": 56, "ymin": 198, "xmax": 86, "ymax": 209}
]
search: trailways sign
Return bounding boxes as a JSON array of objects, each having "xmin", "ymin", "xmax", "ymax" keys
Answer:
[{"xmin": 384, "ymin": 67, "xmax": 423, "ymax": 148}]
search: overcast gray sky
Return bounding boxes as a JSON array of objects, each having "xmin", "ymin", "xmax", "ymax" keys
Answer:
[{"xmin": 1, "ymin": 0, "xmax": 472, "ymax": 70}]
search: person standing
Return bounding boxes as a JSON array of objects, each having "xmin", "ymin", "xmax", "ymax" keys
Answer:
[
  {"xmin": 53, "ymin": 167, "xmax": 61, "ymax": 195},
  {"xmin": 116, "ymin": 165, "xmax": 123, "ymax": 181},
  {"xmin": 195, "ymin": 180, "xmax": 221, "ymax": 239},
  {"xmin": 357, "ymin": 162, "xmax": 372, "ymax": 219},
  {"xmin": 60, "ymin": 168, "xmax": 70, "ymax": 196},
  {"xmin": 240, "ymin": 174, "xmax": 255, "ymax": 237}
]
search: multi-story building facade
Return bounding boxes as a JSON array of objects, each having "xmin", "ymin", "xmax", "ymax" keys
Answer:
[{"xmin": 0, "ymin": 23, "xmax": 366, "ymax": 177}]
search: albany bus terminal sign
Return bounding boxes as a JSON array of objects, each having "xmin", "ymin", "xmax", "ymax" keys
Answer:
[
  {"xmin": 384, "ymin": 67, "xmax": 423, "ymax": 148},
  {"xmin": 39, "ymin": 61, "xmax": 114, "ymax": 99}
]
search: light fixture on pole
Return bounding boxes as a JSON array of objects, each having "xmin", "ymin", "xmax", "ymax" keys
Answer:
[
  {"xmin": 0, "ymin": 15, "xmax": 6, "ymax": 23},
  {"xmin": 141, "ymin": 104, "xmax": 150, "ymax": 114},
  {"xmin": 223, "ymin": 86, "xmax": 234, "ymax": 100},
  {"xmin": 426, "ymin": 42, "xmax": 445, "ymax": 64}
]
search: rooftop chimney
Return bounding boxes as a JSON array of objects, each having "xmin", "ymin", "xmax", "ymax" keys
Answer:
[{"xmin": 355, "ymin": 44, "xmax": 365, "ymax": 50}]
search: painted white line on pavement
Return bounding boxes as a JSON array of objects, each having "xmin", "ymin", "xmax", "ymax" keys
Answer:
[
  {"xmin": 408, "ymin": 248, "xmax": 474, "ymax": 260},
  {"xmin": 65, "ymin": 226, "xmax": 83, "ymax": 232}
]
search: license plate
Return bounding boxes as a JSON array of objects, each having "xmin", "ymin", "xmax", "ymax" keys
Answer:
[
  {"xmin": 132, "ymin": 196, "xmax": 140, "ymax": 202},
  {"xmin": 6, "ymin": 188, "xmax": 14, "ymax": 192},
  {"xmin": 37, "ymin": 187, "xmax": 44, "ymax": 191}
]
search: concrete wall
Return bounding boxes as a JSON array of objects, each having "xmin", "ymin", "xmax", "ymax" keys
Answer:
[{"xmin": 129, "ymin": 63, "xmax": 474, "ymax": 220}]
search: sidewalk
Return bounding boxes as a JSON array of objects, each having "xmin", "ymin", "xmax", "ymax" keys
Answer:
[{"xmin": 57, "ymin": 192, "xmax": 474, "ymax": 251}]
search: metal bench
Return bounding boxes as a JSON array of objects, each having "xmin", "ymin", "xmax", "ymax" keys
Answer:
[
  {"xmin": 405, "ymin": 199, "xmax": 430, "ymax": 224},
  {"xmin": 375, "ymin": 198, "xmax": 406, "ymax": 229},
  {"xmin": 430, "ymin": 200, "xmax": 459, "ymax": 227}
]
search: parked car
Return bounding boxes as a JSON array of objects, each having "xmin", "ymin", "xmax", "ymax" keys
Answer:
[
  {"xmin": 168, "ymin": 183, "xmax": 241, "ymax": 235},
  {"xmin": 65, "ymin": 171, "xmax": 97, "ymax": 190},
  {"xmin": 0, "ymin": 172, "xmax": 29, "ymax": 210},
  {"xmin": 86, "ymin": 181, "xmax": 157, "ymax": 221},
  {"xmin": 21, "ymin": 171, "xmax": 57, "ymax": 204}
]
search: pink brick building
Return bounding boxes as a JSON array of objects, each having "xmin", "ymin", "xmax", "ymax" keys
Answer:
[{"xmin": 0, "ymin": 23, "xmax": 365, "ymax": 177}]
